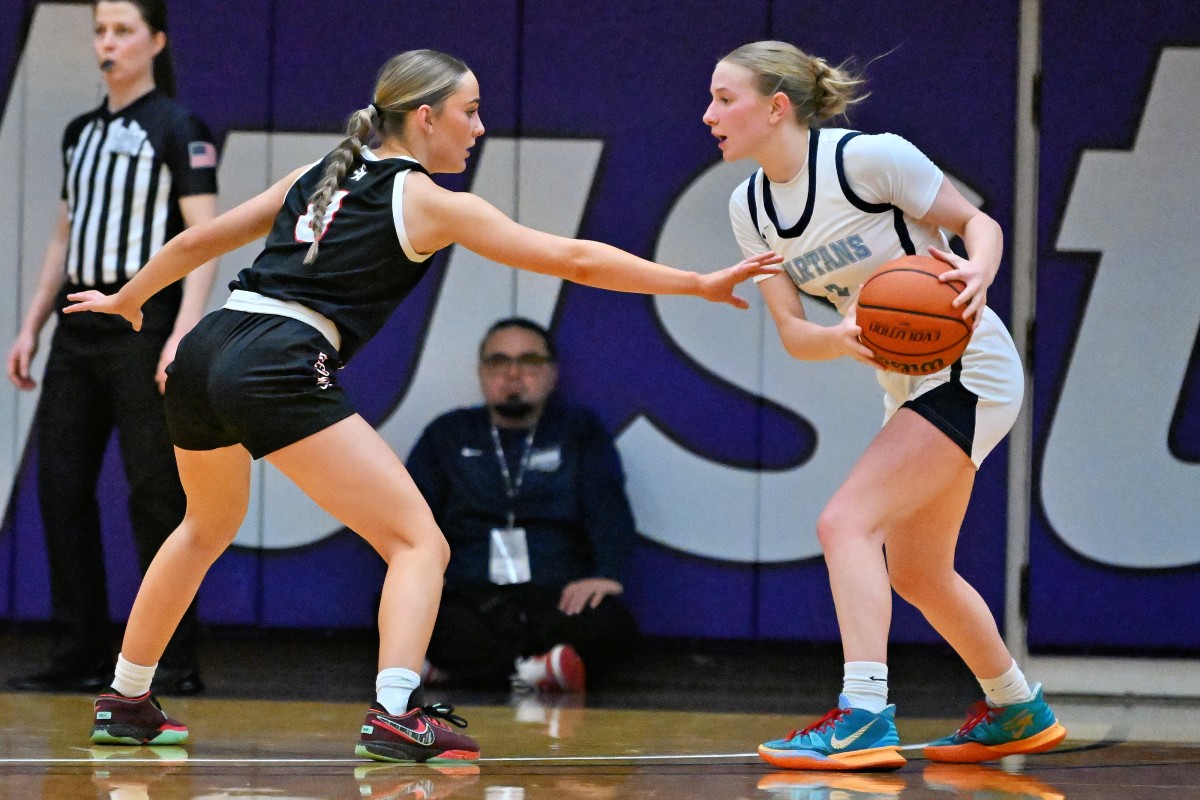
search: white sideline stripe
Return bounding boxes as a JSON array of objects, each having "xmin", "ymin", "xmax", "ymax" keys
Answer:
[
  {"xmin": 7, "ymin": 762, "xmax": 357, "ymax": 767},
  {"xmin": 2, "ymin": 751, "xmax": 762, "ymax": 765},
  {"xmin": 484, "ymin": 752, "xmax": 759, "ymax": 762}
]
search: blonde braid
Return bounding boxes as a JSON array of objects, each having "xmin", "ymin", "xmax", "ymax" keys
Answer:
[
  {"xmin": 303, "ymin": 107, "xmax": 375, "ymax": 265},
  {"xmin": 300, "ymin": 50, "xmax": 469, "ymax": 265}
]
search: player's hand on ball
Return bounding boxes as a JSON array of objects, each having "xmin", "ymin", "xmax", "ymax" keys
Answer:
[
  {"xmin": 928, "ymin": 246, "xmax": 989, "ymax": 329},
  {"xmin": 840, "ymin": 308, "xmax": 882, "ymax": 368}
]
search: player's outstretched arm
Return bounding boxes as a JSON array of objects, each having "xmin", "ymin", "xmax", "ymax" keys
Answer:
[
  {"xmin": 64, "ymin": 166, "xmax": 307, "ymax": 329},
  {"xmin": 407, "ymin": 178, "xmax": 781, "ymax": 307}
]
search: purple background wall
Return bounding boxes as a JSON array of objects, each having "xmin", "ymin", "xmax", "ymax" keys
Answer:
[
  {"xmin": 1028, "ymin": 1, "xmax": 1200, "ymax": 653},
  {"xmin": 2, "ymin": 1, "xmax": 1196, "ymax": 653}
]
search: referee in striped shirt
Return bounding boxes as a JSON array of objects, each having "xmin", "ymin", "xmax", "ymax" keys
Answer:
[{"xmin": 6, "ymin": 0, "xmax": 217, "ymax": 695}]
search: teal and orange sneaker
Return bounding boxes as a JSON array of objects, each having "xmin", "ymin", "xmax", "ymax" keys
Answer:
[
  {"xmin": 923, "ymin": 684, "xmax": 1067, "ymax": 763},
  {"xmin": 759, "ymin": 771, "xmax": 908, "ymax": 797},
  {"xmin": 923, "ymin": 764, "xmax": 1066, "ymax": 800},
  {"xmin": 758, "ymin": 695, "xmax": 906, "ymax": 771}
]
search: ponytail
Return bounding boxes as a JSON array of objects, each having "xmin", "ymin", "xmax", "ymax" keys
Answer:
[
  {"xmin": 302, "ymin": 106, "xmax": 375, "ymax": 265},
  {"xmin": 303, "ymin": 49, "xmax": 469, "ymax": 265},
  {"xmin": 722, "ymin": 40, "xmax": 868, "ymax": 127}
]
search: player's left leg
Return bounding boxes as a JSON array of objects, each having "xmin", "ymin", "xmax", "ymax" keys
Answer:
[
  {"xmin": 266, "ymin": 415, "xmax": 479, "ymax": 763},
  {"xmin": 883, "ymin": 415, "xmax": 1065, "ymax": 763},
  {"xmin": 761, "ymin": 408, "xmax": 969, "ymax": 771}
]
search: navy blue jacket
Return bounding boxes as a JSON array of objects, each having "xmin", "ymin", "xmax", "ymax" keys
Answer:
[{"xmin": 406, "ymin": 401, "xmax": 637, "ymax": 588}]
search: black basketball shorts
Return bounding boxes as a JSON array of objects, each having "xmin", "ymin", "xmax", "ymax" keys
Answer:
[{"xmin": 165, "ymin": 309, "xmax": 356, "ymax": 459}]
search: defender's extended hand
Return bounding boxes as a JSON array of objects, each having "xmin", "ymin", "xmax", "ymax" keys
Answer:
[
  {"xmin": 697, "ymin": 251, "xmax": 783, "ymax": 309},
  {"xmin": 64, "ymin": 290, "xmax": 144, "ymax": 332}
]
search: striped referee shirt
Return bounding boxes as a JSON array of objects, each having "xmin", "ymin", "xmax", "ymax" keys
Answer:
[{"xmin": 57, "ymin": 87, "xmax": 217, "ymax": 333}]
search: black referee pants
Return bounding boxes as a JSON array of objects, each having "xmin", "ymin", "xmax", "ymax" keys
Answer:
[
  {"xmin": 34, "ymin": 324, "xmax": 199, "ymax": 672},
  {"xmin": 426, "ymin": 583, "xmax": 640, "ymax": 687}
]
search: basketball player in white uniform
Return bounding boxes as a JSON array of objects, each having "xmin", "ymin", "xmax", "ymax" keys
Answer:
[
  {"xmin": 706, "ymin": 41, "xmax": 1065, "ymax": 771},
  {"xmin": 732, "ymin": 127, "xmax": 1022, "ymax": 467}
]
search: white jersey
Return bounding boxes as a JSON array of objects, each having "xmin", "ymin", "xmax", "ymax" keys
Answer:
[
  {"xmin": 731, "ymin": 128, "xmax": 946, "ymax": 312},
  {"xmin": 728, "ymin": 128, "xmax": 1023, "ymax": 467}
]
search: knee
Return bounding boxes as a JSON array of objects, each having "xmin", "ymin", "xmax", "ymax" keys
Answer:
[
  {"xmin": 888, "ymin": 563, "xmax": 950, "ymax": 608},
  {"xmin": 816, "ymin": 501, "xmax": 866, "ymax": 553},
  {"xmin": 428, "ymin": 533, "xmax": 451, "ymax": 572},
  {"xmin": 380, "ymin": 524, "xmax": 450, "ymax": 572},
  {"xmin": 414, "ymin": 524, "xmax": 450, "ymax": 571},
  {"xmin": 178, "ymin": 504, "xmax": 247, "ymax": 554}
]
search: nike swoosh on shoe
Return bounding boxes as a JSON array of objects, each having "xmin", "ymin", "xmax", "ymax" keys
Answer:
[{"xmin": 830, "ymin": 721, "xmax": 877, "ymax": 750}]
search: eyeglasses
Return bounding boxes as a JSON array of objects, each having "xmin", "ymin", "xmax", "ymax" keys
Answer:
[{"xmin": 480, "ymin": 352, "xmax": 554, "ymax": 372}]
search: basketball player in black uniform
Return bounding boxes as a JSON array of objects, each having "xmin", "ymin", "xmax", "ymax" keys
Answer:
[
  {"xmin": 6, "ymin": 0, "xmax": 216, "ymax": 696},
  {"xmin": 66, "ymin": 49, "xmax": 780, "ymax": 761}
]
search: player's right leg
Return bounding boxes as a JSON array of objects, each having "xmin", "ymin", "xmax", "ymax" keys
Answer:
[
  {"xmin": 763, "ymin": 410, "xmax": 969, "ymax": 771},
  {"xmin": 92, "ymin": 444, "xmax": 252, "ymax": 746}
]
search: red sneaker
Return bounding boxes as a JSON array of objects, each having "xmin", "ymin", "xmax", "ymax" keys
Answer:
[
  {"xmin": 356, "ymin": 692, "xmax": 480, "ymax": 763},
  {"xmin": 511, "ymin": 643, "xmax": 586, "ymax": 693},
  {"xmin": 90, "ymin": 688, "xmax": 188, "ymax": 745}
]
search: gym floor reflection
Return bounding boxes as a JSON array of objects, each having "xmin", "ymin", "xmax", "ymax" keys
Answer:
[{"xmin": 2, "ymin": 691, "xmax": 1199, "ymax": 799}]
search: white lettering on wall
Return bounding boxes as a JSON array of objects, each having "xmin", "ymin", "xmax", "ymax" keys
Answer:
[
  {"xmin": 1, "ymin": 5, "xmax": 108, "ymax": 514},
  {"xmin": 625, "ymin": 160, "xmax": 880, "ymax": 562},
  {"xmin": 1044, "ymin": 48, "xmax": 1200, "ymax": 568}
]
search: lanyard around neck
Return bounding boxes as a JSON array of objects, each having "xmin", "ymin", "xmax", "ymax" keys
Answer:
[{"xmin": 489, "ymin": 423, "xmax": 537, "ymax": 527}]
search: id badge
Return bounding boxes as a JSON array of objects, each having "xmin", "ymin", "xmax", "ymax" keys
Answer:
[{"xmin": 489, "ymin": 526, "xmax": 531, "ymax": 585}]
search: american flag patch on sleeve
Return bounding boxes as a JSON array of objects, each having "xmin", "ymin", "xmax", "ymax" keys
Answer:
[{"xmin": 188, "ymin": 141, "xmax": 218, "ymax": 169}]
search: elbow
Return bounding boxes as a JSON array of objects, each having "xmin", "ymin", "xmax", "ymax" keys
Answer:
[
  {"xmin": 782, "ymin": 338, "xmax": 809, "ymax": 361},
  {"xmin": 777, "ymin": 324, "xmax": 829, "ymax": 362},
  {"xmin": 775, "ymin": 320, "xmax": 810, "ymax": 361},
  {"xmin": 990, "ymin": 214, "xmax": 1005, "ymax": 247},
  {"xmin": 555, "ymin": 239, "xmax": 594, "ymax": 282},
  {"xmin": 964, "ymin": 209, "xmax": 1003, "ymax": 242}
]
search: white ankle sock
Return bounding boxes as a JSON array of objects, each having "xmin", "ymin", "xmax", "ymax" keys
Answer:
[
  {"xmin": 842, "ymin": 661, "xmax": 889, "ymax": 713},
  {"xmin": 376, "ymin": 667, "xmax": 421, "ymax": 715},
  {"xmin": 112, "ymin": 654, "xmax": 156, "ymax": 698},
  {"xmin": 978, "ymin": 660, "xmax": 1034, "ymax": 706}
]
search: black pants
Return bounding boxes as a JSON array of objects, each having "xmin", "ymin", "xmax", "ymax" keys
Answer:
[
  {"xmin": 35, "ymin": 325, "xmax": 198, "ymax": 671},
  {"xmin": 426, "ymin": 583, "xmax": 640, "ymax": 687}
]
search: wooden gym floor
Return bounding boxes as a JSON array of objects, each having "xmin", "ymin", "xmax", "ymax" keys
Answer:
[{"xmin": 1, "ymin": 627, "xmax": 1197, "ymax": 799}]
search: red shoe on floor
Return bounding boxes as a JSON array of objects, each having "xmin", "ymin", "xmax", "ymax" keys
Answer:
[
  {"xmin": 90, "ymin": 689, "xmax": 189, "ymax": 746},
  {"xmin": 356, "ymin": 689, "xmax": 480, "ymax": 763},
  {"xmin": 511, "ymin": 643, "xmax": 586, "ymax": 693}
]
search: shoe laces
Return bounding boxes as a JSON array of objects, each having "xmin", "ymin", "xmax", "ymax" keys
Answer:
[
  {"xmin": 787, "ymin": 706, "xmax": 850, "ymax": 740},
  {"xmin": 955, "ymin": 700, "xmax": 1001, "ymax": 736},
  {"xmin": 417, "ymin": 701, "xmax": 469, "ymax": 730}
]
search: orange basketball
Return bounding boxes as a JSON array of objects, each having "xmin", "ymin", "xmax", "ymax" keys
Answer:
[{"xmin": 855, "ymin": 255, "xmax": 971, "ymax": 375}]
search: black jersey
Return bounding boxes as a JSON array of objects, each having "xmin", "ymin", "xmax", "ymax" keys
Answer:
[
  {"xmin": 231, "ymin": 151, "xmax": 435, "ymax": 362},
  {"xmin": 56, "ymin": 88, "xmax": 218, "ymax": 334}
]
